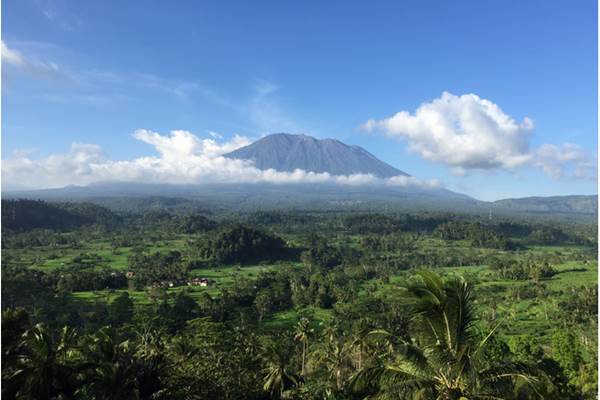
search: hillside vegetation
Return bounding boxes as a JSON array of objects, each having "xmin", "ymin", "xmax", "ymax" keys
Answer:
[{"xmin": 1, "ymin": 199, "xmax": 121, "ymax": 232}]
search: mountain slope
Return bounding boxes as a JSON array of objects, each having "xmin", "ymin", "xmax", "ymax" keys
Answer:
[
  {"xmin": 3, "ymin": 184, "xmax": 596, "ymax": 219},
  {"xmin": 2, "ymin": 181, "xmax": 475, "ymax": 213},
  {"xmin": 224, "ymin": 133, "xmax": 408, "ymax": 178}
]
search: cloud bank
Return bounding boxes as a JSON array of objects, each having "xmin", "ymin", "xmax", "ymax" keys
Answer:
[
  {"xmin": 363, "ymin": 92, "xmax": 596, "ymax": 179},
  {"xmin": 2, "ymin": 130, "xmax": 438, "ymax": 190}
]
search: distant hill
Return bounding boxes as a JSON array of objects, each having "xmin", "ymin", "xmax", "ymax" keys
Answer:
[
  {"xmin": 3, "ymin": 184, "xmax": 596, "ymax": 220},
  {"xmin": 492, "ymin": 195, "xmax": 598, "ymax": 215},
  {"xmin": 224, "ymin": 133, "xmax": 408, "ymax": 178},
  {"xmin": 2, "ymin": 181, "xmax": 475, "ymax": 212},
  {"xmin": 1, "ymin": 199, "xmax": 122, "ymax": 232}
]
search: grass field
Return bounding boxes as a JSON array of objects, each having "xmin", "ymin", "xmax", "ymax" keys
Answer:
[{"xmin": 363, "ymin": 248, "xmax": 597, "ymax": 348}]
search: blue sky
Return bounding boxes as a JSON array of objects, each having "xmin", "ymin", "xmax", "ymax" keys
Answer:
[{"xmin": 2, "ymin": 0, "xmax": 597, "ymax": 200}]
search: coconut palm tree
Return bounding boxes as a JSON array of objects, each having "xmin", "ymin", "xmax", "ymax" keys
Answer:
[
  {"xmin": 313, "ymin": 327, "xmax": 354, "ymax": 392},
  {"xmin": 350, "ymin": 317, "xmax": 376, "ymax": 371},
  {"xmin": 262, "ymin": 338, "xmax": 302, "ymax": 399},
  {"xmin": 133, "ymin": 324, "xmax": 166, "ymax": 399},
  {"xmin": 294, "ymin": 317, "xmax": 313, "ymax": 375},
  {"xmin": 82, "ymin": 326, "xmax": 139, "ymax": 400},
  {"xmin": 352, "ymin": 271, "xmax": 538, "ymax": 400},
  {"xmin": 8, "ymin": 323, "xmax": 83, "ymax": 399}
]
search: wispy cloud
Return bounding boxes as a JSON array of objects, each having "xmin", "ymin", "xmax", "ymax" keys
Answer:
[
  {"xmin": 35, "ymin": 0, "xmax": 84, "ymax": 31},
  {"xmin": 533, "ymin": 143, "xmax": 597, "ymax": 181},
  {"xmin": 72, "ymin": 70, "xmax": 215, "ymax": 103},
  {"xmin": 245, "ymin": 80, "xmax": 302, "ymax": 134},
  {"xmin": 2, "ymin": 40, "xmax": 64, "ymax": 80},
  {"xmin": 134, "ymin": 73, "xmax": 201, "ymax": 101},
  {"xmin": 1, "ymin": 41, "xmax": 217, "ymax": 105},
  {"xmin": 33, "ymin": 92, "xmax": 133, "ymax": 106},
  {"xmin": 208, "ymin": 131, "xmax": 224, "ymax": 139},
  {"xmin": 3, "ymin": 40, "xmax": 315, "ymax": 136}
]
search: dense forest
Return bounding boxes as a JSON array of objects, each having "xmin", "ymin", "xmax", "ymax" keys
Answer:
[{"xmin": 1, "ymin": 199, "xmax": 597, "ymax": 399}]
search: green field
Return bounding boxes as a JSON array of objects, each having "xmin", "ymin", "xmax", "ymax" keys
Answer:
[{"xmin": 7, "ymin": 230, "xmax": 592, "ymax": 350}]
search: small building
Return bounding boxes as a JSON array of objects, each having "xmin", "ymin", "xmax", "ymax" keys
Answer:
[{"xmin": 188, "ymin": 277, "xmax": 210, "ymax": 287}]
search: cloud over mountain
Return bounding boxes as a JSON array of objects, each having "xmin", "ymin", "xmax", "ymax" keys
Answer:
[
  {"xmin": 2, "ymin": 130, "xmax": 437, "ymax": 189},
  {"xmin": 363, "ymin": 92, "xmax": 596, "ymax": 179}
]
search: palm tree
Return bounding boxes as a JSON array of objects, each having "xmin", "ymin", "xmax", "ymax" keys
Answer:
[
  {"xmin": 352, "ymin": 271, "xmax": 537, "ymax": 400},
  {"xmin": 294, "ymin": 317, "xmax": 313, "ymax": 375},
  {"xmin": 83, "ymin": 326, "xmax": 139, "ymax": 400},
  {"xmin": 8, "ymin": 323, "xmax": 83, "ymax": 399},
  {"xmin": 314, "ymin": 327, "xmax": 353, "ymax": 392},
  {"xmin": 134, "ymin": 324, "xmax": 166, "ymax": 399},
  {"xmin": 262, "ymin": 338, "xmax": 302, "ymax": 399},
  {"xmin": 350, "ymin": 317, "xmax": 376, "ymax": 371},
  {"xmin": 169, "ymin": 334, "xmax": 199, "ymax": 363}
]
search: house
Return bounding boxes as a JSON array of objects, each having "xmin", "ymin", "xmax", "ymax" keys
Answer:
[{"xmin": 188, "ymin": 277, "xmax": 210, "ymax": 287}]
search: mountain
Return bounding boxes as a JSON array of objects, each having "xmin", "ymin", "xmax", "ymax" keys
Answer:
[
  {"xmin": 224, "ymin": 133, "xmax": 408, "ymax": 178},
  {"xmin": 492, "ymin": 195, "xmax": 598, "ymax": 215},
  {"xmin": 3, "ymin": 132, "xmax": 596, "ymax": 219}
]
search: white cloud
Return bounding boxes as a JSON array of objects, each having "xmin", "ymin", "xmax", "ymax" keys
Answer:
[
  {"xmin": 2, "ymin": 129, "xmax": 433, "ymax": 190},
  {"xmin": 363, "ymin": 92, "xmax": 534, "ymax": 171},
  {"xmin": 2, "ymin": 40, "xmax": 62, "ymax": 79},
  {"xmin": 386, "ymin": 175, "xmax": 440, "ymax": 189},
  {"xmin": 1, "ymin": 41, "xmax": 24, "ymax": 65},
  {"xmin": 534, "ymin": 143, "xmax": 597, "ymax": 180},
  {"xmin": 363, "ymin": 92, "xmax": 596, "ymax": 180},
  {"xmin": 131, "ymin": 129, "xmax": 251, "ymax": 160}
]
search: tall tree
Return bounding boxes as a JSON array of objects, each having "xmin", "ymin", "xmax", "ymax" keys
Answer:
[
  {"xmin": 262, "ymin": 337, "xmax": 301, "ymax": 399},
  {"xmin": 293, "ymin": 317, "xmax": 313, "ymax": 375},
  {"xmin": 314, "ymin": 325, "xmax": 353, "ymax": 393}
]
